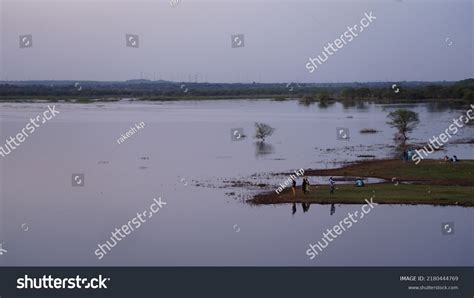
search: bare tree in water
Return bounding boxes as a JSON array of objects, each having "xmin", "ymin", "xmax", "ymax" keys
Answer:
[{"xmin": 254, "ymin": 122, "xmax": 275, "ymax": 142}]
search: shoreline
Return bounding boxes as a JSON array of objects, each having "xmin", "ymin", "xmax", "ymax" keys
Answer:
[
  {"xmin": 247, "ymin": 159, "xmax": 474, "ymax": 207},
  {"xmin": 0, "ymin": 96, "xmax": 469, "ymax": 105}
]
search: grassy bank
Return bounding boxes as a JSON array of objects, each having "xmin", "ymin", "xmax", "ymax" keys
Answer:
[
  {"xmin": 250, "ymin": 184, "xmax": 474, "ymax": 206},
  {"xmin": 304, "ymin": 159, "xmax": 474, "ymax": 186},
  {"xmin": 250, "ymin": 159, "xmax": 474, "ymax": 206}
]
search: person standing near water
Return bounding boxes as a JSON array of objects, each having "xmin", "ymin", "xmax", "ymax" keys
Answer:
[
  {"xmin": 402, "ymin": 149, "xmax": 408, "ymax": 161},
  {"xmin": 329, "ymin": 177, "xmax": 336, "ymax": 194},
  {"xmin": 302, "ymin": 178, "xmax": 307, "ymax": 195},
  {"xmin": 291, "ymin": 178, "xmax": 297, "ymax": 197}
]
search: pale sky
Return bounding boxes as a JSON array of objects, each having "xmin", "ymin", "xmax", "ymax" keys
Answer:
[{"xmin": 0, "ymin": 0, "xmax": 472, "ymax": 83}]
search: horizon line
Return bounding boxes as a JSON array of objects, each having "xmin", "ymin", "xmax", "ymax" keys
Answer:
[{"xmin": 1, "ymin": 78, "xmax": 472, "ymax": 85}]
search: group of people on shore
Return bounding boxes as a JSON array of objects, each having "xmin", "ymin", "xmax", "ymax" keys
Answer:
[
  {"xmin": 289, "ymin": 176, "xmax": 338, "ymax": 215},
  {"xmin": 444, "ymin": 155, "xmax": 460, "ymax": 162},
  {"xmin": 403, "ymin": 148, "xmax": 462, "ymax": 163},
  {"xmin": 290, "ymin": 176, "xmax": 336, "ymax": 196}
]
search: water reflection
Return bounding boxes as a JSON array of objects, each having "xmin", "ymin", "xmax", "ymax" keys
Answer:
[
  {"xmin": 291, "ymin": 202, "xmax": 311, "ymax": 215},
  {"xmin": 2, "ymin": 100, "xmax": 472, "ymax": 266},
  {"xmin": 302, "ymin": 202, "xmax": 310, "ymax": 213},
  {"xmin": 318, "ymin": 100, "xmax": 336, "ymax": 109},
  {"xmin": 317, "ymin": 101, "xmax": 329, "ymax": 108},
  {"xmin": 425, "ymin": 101, "xmax": 463, "ymax": 112},
  {"xmin": 341, "ymin": 99, "xmax": 369, "ymax": 110},
  {"xmin": 255, "ymin": 141, "xmax": 275, "ymax": 157},
  {"xmin": 298, "ymin": 98, "xmax": 317, "ymax": 107},
  {"xmin": 355, "ymin": 101, "xmax": 369, "ymax": 110},
  {"xmin": 290, "ymin": 203, "xmax": 337, "ymax": 216}
]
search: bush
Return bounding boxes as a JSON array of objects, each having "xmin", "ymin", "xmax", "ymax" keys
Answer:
[
  {"xmin": 360, "ymin": 128, "xmax": 379, "ymax": 134},
  {"xmin": 254, "ymin": 122, "xmax": 275, "ymax": 142}
]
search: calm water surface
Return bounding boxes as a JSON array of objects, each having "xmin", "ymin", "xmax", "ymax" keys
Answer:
[{"xmin": 0, "ymin": 100, "xmax": 473, "ymax": 266}]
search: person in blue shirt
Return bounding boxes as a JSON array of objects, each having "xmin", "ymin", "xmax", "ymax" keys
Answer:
[
  {"xmin": 354, "ymin": 179, "xmax": 365, "ymax": 187},
  {"xmin": 329, "ymin": 177, "xmax": 335, "ymax": 194}
]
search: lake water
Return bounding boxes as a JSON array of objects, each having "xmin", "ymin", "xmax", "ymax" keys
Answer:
[{"xmin": 0, "ymin": 99, "xmax": 473, "ymax": 266}]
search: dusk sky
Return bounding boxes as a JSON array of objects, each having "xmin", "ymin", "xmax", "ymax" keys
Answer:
[{"xmin": 1, "ymin": 0, "xmax": 472, "ymax": 83}]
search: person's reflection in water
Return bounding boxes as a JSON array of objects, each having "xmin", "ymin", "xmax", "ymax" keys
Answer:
[
  {"xmin": 302, "ymin": 203, "xmax": 310, "ymax": 213},
  {"xmin": 330, "ymin": 203, "xmax": 336, "ymax": 216},
  {"xmin": 292, "ymin": 203, "xmax": 297, "ymax": 215}
]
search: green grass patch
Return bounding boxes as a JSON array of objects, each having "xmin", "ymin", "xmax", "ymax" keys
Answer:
[{"xmin": 250, "ymin": 183, "xmax": 474, "ymax": 206}]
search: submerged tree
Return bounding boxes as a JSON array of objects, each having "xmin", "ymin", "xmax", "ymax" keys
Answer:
[
  {"xmin": 386, "ymin": 109, "xmax": 419, "ymax": 143},
  {"xmin": 254, "ymin": 122, "xmax": 275, "ymax": 142}
]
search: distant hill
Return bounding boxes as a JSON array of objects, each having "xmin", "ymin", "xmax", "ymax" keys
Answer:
[{"xmin": 0, "ymin": 79, "xmax": 461, "ymax": 89}]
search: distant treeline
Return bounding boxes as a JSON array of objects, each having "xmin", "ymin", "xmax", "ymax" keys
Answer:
[{"xmin": 0, "ymin": 78, "xmax": 472, "ymax": 103}]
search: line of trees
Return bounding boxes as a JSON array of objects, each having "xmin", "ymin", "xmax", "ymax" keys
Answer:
[
  {"xmin": 0, "ymin": 79, "xmax": 472, "ymax": 102},
  {"xmin": 340, "ymin": 79, "xmax": 474, "ymax": 102}
]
